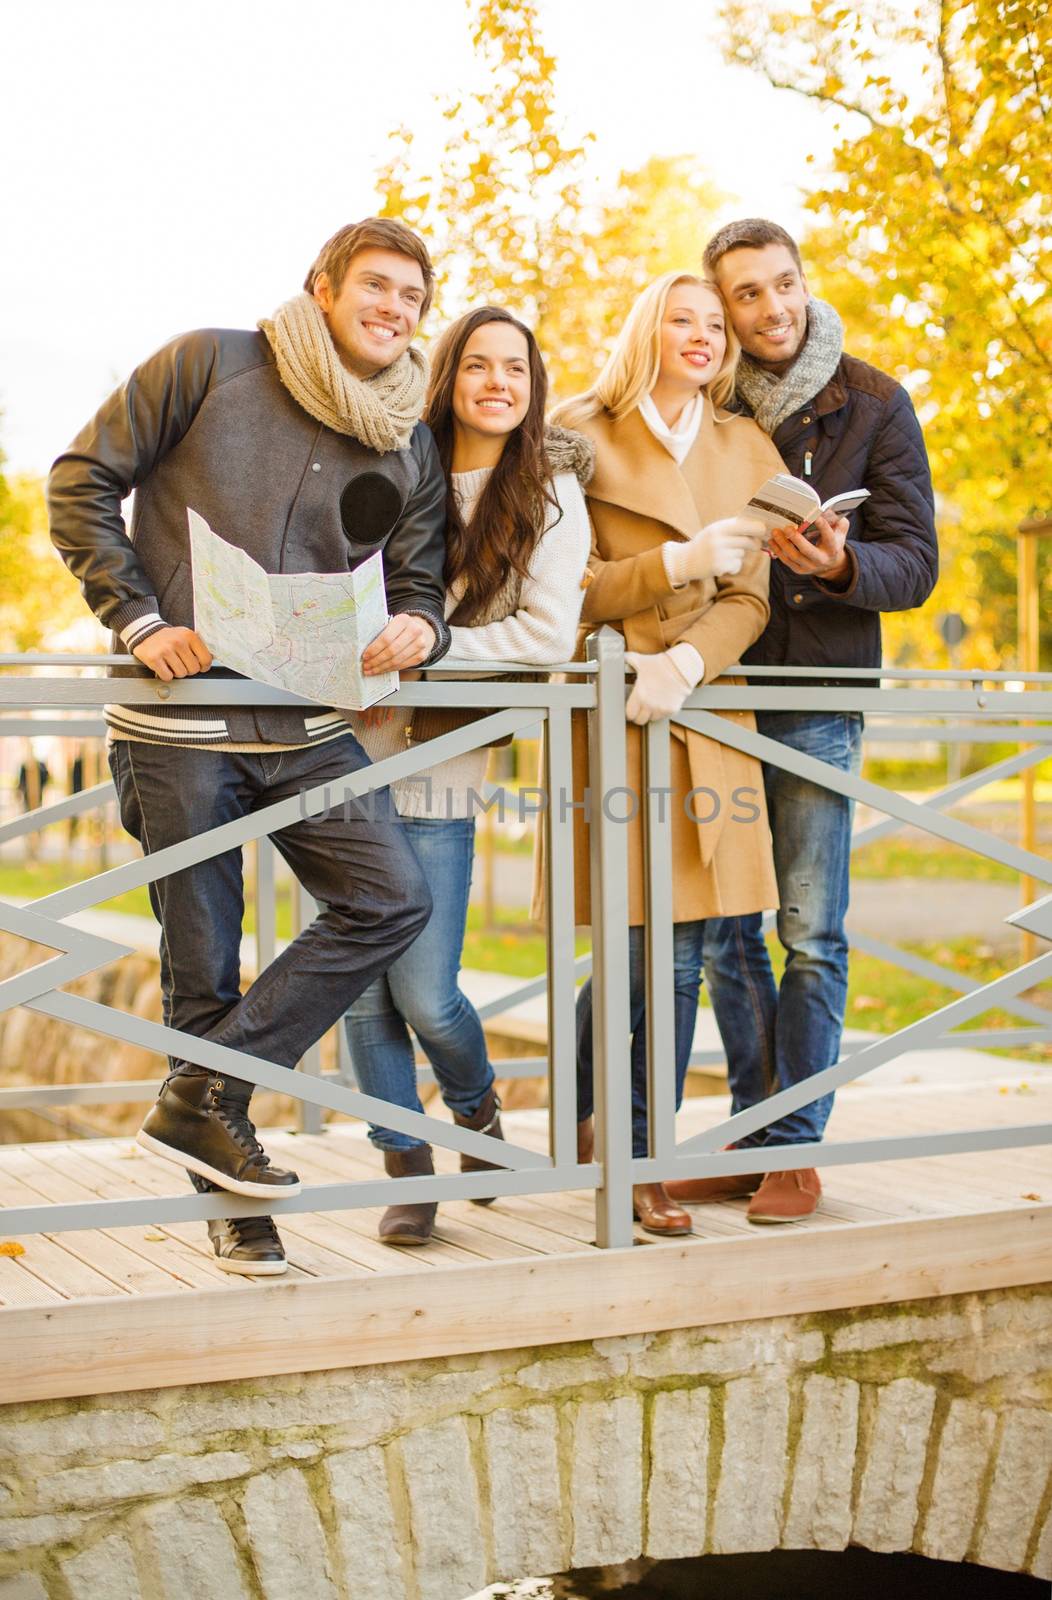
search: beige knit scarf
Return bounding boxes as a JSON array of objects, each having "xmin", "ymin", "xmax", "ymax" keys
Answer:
[{"xmin": 259, "ymin": 292, "xmax": 428, "ymax": 454}]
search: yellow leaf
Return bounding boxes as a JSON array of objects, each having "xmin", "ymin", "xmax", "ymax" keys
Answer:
[{"xmin": 0, "ymin": 1240, "xmax": 26, "ymax": 1258}]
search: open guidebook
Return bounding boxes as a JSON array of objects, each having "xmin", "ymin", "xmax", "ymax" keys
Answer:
[{"xmin": 744, "ymin": 474, "xmax": 870, "ymax": 541}]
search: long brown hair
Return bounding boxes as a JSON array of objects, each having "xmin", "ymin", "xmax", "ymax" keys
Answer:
[{"xmin": 425, "ymin": 307, "xmax": 558, "ymax": 625}]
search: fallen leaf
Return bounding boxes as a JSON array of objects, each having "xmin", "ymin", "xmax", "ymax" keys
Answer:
[
  {"xmin": 0, "ymin": 1240, "xmax": 26, "ymax": 1258},
  {"xmin": 1022, "ymin": 1193, "xmax": 1042, "ymax": 1202},
  {"xmin": 143, "ymin": 1231, "xmax": 166, "ymax": 1242}
]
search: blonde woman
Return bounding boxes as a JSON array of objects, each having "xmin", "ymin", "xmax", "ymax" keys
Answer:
[{"xmin": 555, "ymin": 271, "xmax": 784, "ymax": 1236}]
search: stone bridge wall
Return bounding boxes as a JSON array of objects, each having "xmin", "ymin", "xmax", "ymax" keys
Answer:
[{"xmin": 1, "ymin": 1286, "xmax": 1049, "ymax": 1600}]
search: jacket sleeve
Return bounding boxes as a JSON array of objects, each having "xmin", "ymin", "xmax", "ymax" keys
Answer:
[
  {"xmin": 384, "ymin": 425, "xmax": 450, "ymax": 662},
  {"xmin": 671, "ymin": 553, "xmax": 771, "ymax": 681},
  {"xmin": 580, "ymin": 534, "xmax": 673, "ymax": 624},
  {"xmin": 814, "ymin": 386, "xmax": 938, "ymax": 612},
  {"xmin": 449, "ymin": 476, "xmax": 591, "ymax": 665},
  {"xmin": 47, "ymin": 333, "xmax": 221, "ymax": 635}
]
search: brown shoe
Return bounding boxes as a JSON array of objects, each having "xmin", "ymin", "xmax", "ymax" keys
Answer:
[
  {"xmin": 378, "ymin": 1146, "xmax": 437, "ymax": 1245},
  {"xmin": 453, "ymin": 1088, "xmax": 505, "ymax": 1206},
  {"xmin": 577, "ymin": 1117, "xmax": 595, "ymax": 1163},
  {"xmin": 665, "ymin": 1149, "xmax": 764, "ymax": 1204},
  {"xmin": 632, "ymin": 1183, "xmax": 692, "ymax": 1236},
  {"xmin": 747, "ymin": 1167, "xmax": 822, "ymax": 1225}
]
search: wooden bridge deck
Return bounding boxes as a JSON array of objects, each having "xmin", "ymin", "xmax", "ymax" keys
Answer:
[{"xmin": 1, "ymin": 1076, "xmax": 1050, "ymax": 1403}]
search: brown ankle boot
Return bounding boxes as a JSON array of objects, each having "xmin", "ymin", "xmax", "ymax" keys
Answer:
[
  {"xmin": 632, "ymin": 1182, "xmax": 692, "ymax": 1236},
  {"xmin": 453, "ymin": 1088, "xmax": 505, "ymax": 1206},
  {"xmin": 378, "ymin": 1146, "xmax": 437, "ymax": 1245}
]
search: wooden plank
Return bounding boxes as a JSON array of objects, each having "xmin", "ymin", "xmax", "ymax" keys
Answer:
[
  {"xmin": 0, "ymin": 1168, "xmax": 127, "ymax": 1301},
  {"xmin": 3, "ymin": 1204, "xmax": 1049, "ymax": 1404},
  {"xmin": 7, "ymin": 1147, "xmax": 204, "ymax": 1295},
  {"xmin": 0, "ymin": 1254, "xmax": 66, "ymax": 1307}
]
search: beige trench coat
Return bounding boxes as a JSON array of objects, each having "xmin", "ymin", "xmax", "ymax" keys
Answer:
[{"xmin": 558, "ymin": 401, "xmax": 786, "ymax": 926}]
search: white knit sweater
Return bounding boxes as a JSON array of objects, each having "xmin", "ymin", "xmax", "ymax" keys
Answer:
[{"xmin": 354, "ymin": 465, "xmax": 590, "ymax": 818}]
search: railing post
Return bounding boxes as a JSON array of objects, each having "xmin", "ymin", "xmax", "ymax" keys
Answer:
[
  {"xmin": 544, "ymin": 701, "xmax": 579, "ymax": 1171},
  {"xmin": 586, "ymin": 629, "xmax": 634, "ymax": 1248},
  {"xmin": 642, "ymin": 719, "xmax": 676, "ymax": 1163}
]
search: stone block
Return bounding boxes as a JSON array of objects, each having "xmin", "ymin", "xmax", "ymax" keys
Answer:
[
  {"xmin": 832, "ymin": 1308, "xmax": 975, "ymax": 1354},
  {"xmin": 645, "ymin": 1388, "xmax": 710, "ymax": 1560},
  {"xmin": 399, "ymin": 1417, "xmax": 487, "ymax": 1600},
  {"xmin": 977, "ymin": 1408, "xmax": 1052, "ymax": 1573},
  {"xmin": 853, "ymin": 1379, "xmax": 936, "ymax": 1552},
  {"xmin": 919, "ymin": 1399, "xmax": 997, "ymax": 1564},
  {"xmin": 0, "ymin": 1513, "xmax": 82, "ymax": 1553},
  {"xmin": 485, "ymin": 1404, "xmax": 566, "ymax": 1579},
  {"xmin": 241, "ymin": 1467, "xmax": 338, "ymax": 1600},
  {"xmin": 0, "ymin": 1410, "xmax": 165, "ymax": 1464},
  {"xmin": 515, "ymin": 1354, "xmax": 611, "ymax": 1394},
  {"xmin": 712, "ymin": 1376, "xmax": 790, "ymax": 1553},
  {"xmin": 136, "ymin": 1498, "xmax": 249, "ymax": 1600},
  {"xmin": 167, "ymin": 1377, "xmax": 401, "ymax": 1447},
  {"xmin": 63, "ymin": 1532, "xmax": 142, "ymax": 1600},
  {"xmin": 0, "ymin": 1576, "xmax": 48, "ymax": 1600},
  {"xmin": 36, "ymin": 1450, "xmax": 252, "ymax": 1511},
  {"xmin": 783, "ymin": 1375, "xmax": 860, "ymax": 1551},
  {"xmin": 326, "ymin": 1446, "xmax": 408, "ymax": 1600},
  {"xmin": 571, "ymin": 1394, "xmax": 644, "ymax": 1569},
  {"xmin": 635, "ymin": 1322, "xmax": 823, "ymax": 1381}
]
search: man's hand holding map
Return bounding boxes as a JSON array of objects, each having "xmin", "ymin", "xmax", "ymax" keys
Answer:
[{"xmin": 189, "ymin": 508, "xmax": 399, "ymax": 711}]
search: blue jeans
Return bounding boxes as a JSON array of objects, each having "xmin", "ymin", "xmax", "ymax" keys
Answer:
[
  {"xmin": 108, "ymin": 735, "xmax": 432, "ymax": 1105},
  {"xmin": 344, "ymin": 816, "xmax": 494, "ymax": 1152},
  {"xmin": 576, "ymin": 920, "xmax": 706, "ymax": 1159},
  {"xmin": 703, "ymin": 711, "xmax": 864, "ymax": 1147}
]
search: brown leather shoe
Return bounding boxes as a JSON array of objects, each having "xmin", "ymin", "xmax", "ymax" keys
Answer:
[
  {"xmin": 747, "ymin": 1167, "xmax": 822, "ymax": 1225},
  {"xmin": 577, "ymin": 1117, "xmax": 595, "ymax": 1163},
  {"xmin": 378, "ymin": 1146, "xmax": 437, "ymax": 1244},
  {"xmin": 665, "ymin": 1153, "xmax": 764, "ymax": 1203},
  {"xmin": 454, "ymin": 1088, "xmax": 505, "ymax": 1206},
  {"xmin": 632, "ymin": 1183, "xmax": 692, "ymax": 1236}
]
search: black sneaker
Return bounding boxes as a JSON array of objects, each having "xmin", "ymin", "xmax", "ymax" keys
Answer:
[
  {"xmin": 207, "ymin": 1215, "xmax": 288, "ymax": 1276},
  {"xmin": 137, "ymin": 1072, "xmax": 301, "ymax": 1199}
]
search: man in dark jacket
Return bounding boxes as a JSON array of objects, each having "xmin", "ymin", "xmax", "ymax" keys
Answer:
[
  {"xmin": 49, "ymin": 217, "xmax": 450, "ymax": 1273},
  {"xmin": 667, "ymin": 218, "xmax": 938, "ymax": 1223}
]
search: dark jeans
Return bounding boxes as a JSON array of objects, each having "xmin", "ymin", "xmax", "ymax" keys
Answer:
[
  {"xmin": 108, "ymin": 735, "xmax": 432, "ymax": 1112},
  {"xmin": 576, "ymin": 920, "xmax": 706, "ymax": 1159},
  {"xmin": 703, "ymin": 711, "xmax": 864, "ymax": 1147}
]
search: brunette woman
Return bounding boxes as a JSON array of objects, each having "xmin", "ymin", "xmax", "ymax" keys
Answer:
[
  {"xmin": 555, "ymin": 271, "xmax": 783, "ymax": 1236},
  {"xmin": 347, "ymin": 306, "xmax": 592, "ymax": 1244}
]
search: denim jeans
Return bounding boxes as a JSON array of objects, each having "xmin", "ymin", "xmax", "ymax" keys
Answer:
[
  {"xmin": 344, "ymin": 816, "xmax": 494, "ymax": 1152},
  {"xmin": 108, "ymin": 735, "xmax": 431, "ymax": 1108},
  {"xmin": 703, "ymin": 711, "xmax": 864, "ymax": 1147},
  {"xmin": 576, "ymin": 920, "xmax": 706, "ymax": 1160}
]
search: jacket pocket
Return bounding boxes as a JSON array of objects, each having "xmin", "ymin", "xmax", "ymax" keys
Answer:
[{"xmin": 158, "ymin": 560, "xmax": 193, "ymax": 627}]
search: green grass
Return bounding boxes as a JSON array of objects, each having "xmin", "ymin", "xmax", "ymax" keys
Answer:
[{"xmin": 850, "ymin": 838, "xmax": 1019, "ymax": 882}]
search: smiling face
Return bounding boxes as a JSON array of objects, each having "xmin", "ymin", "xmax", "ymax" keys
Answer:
[
  {"xmin": 713, "ymin": 243, "xmax": 811, "ymax": 371},
  {"xmin": 651, "ymin": 281, "xmax": 729, "ymax": 416},
  {"xmin": 312, "ymin": 247, "xmax": 426, "ymax": 377},
  {"xmin": 451, "ymin": 320, "xmax": 532, "ymax": 450}
]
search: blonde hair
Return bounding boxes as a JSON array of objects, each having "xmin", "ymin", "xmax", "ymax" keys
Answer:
[{"xmin": 555, "ymin": 272, "xmax": 740, "ymax": 427}]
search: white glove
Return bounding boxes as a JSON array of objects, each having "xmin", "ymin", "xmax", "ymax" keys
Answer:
[
  {"xmin": 625, "ymin": 643, "xmax": 705, "ymax": 725},
  {"xmin": 663, "ymin": 517, "xmax": 768, "ymax": 586}
]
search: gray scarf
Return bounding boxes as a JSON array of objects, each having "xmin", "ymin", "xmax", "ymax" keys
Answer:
[{"xmin": 735, "ymin": 297, "xmax": 844, "ymax": 436}]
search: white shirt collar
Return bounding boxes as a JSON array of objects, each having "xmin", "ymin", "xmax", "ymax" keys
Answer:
[{"xmin": 638, "ymin": 391, "xmax": 704, "ymax": 466}]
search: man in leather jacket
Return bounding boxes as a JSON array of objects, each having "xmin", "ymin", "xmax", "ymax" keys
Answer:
[
  {"xmin": 48, "ymin": 218, "xmax": 449, "ymax": 1274},
  {"xmin": 666, "ymin": 217, "xmax": 937, "ymax": 1225}
]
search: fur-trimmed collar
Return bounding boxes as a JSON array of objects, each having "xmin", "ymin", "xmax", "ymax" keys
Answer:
[{"xmin": 544, "ymin": 423, "xmax": 595, "ymax": 486}]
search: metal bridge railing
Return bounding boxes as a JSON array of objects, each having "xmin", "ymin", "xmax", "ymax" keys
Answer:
[{"xmin": 1, "ymin": 641, "xmax": 1050, "ymax": 1249}]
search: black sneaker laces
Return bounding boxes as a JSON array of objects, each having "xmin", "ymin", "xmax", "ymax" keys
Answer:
[
  {"xmin": 214, "ymin": 1101, "xmax": 273, "ymax": 1171},
  {"xmin": 230, "ymin": 1214, "xmax": 282, "ymax": 1249}
]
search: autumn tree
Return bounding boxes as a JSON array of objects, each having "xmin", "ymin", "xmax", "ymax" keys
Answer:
[
  {"xmin": 0, "ymin": 447, "xmax": 87, "ymax": 652},
  {"xmin": 721, "ymin": 0, "xmax": 1051, "ymax": 667},
  {"xmin": 376, "ymin": 0, "xmax": 726, "ymax": 399}
]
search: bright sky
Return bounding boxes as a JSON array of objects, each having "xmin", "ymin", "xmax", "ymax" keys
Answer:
[{"xmin": 2, "ymin": 0, "xmax": 840, "ymax": 476}]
